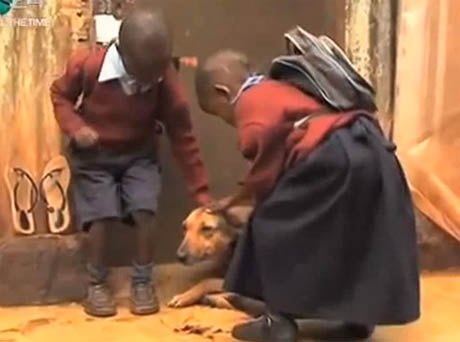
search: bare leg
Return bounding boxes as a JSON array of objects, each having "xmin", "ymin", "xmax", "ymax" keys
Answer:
[
  {"xmin": 132, "ymin": 210, "xmax": 156, "ymax": 266},
  {"xmin": 88, "ymin": 218, "xmax": 114, "ymax": 281},
  {"xmin": 224, "ymin": 295, "xmax": 267, "ymax": 317},
  {"xmin": 84, "ymin": 218, "xmax": 117, "ymax": 317},
  {"xmin": 202, "ymin": 293, "xmax": 235, "ymax": 310},
  {"xmin": 130, "ymin": 210, "xmax": 159, "ymax": 315}
]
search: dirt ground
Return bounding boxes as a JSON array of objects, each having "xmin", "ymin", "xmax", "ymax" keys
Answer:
[{"xmin": 0, "ymin": 273, "xmax": 459, "ymax": 342}]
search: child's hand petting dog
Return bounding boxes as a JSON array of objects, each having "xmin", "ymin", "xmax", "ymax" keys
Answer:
[
  {"xmin": 205, "ymin": 197, "xmax": 233, "ymax": 214},
  {"xmin": 73, "ymin": 126, "xmax": 99, "ymax": 148}
]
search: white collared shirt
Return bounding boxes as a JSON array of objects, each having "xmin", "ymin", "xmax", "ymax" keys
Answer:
[
  {"xmin": 98, "ymin": 44, "xmax": 152, "ymax": 96},
  {"xmin": 94, "ymin": 14, "xmax": 121, "ymax": 46}
]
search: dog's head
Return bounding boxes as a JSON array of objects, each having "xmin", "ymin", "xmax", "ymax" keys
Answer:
[{"xmin": 176, "ymin": 204, "xmax": 253, "ymax": 265}]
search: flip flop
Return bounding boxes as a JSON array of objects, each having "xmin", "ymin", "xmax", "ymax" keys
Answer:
[
  {"xmin": 39, "ymin": 155, "xmax": 71, "ymax": 234},
  {"xmin": 4, "ymin": 166, "xmax": 38, "ymax": 235}
]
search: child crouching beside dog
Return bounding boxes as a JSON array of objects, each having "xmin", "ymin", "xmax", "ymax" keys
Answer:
[{"xmin": 193, "ymin": 50, "xmax": 420, "ymax": 342}]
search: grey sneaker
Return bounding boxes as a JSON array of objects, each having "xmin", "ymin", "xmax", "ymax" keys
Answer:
[
  {"xmin": 130, "ymin": 282, "xmax": 160, "ymax": 315},
  {"xmin": 83, "ymin": 283, "xmax": 117, "ymax": 317}
]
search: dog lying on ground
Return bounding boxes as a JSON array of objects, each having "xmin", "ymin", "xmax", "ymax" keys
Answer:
[
  {"xmin": 168, "ymin": 202, "xmax": 266, "ymax": 316},
  {"xmin": 169, "ymin": 205, "xmax": 376, "ymax": 340}
]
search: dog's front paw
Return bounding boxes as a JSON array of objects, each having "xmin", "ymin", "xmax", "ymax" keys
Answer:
[{"xmin": 168, "ymin": 292, "xmax": 200, "ymax": 308}]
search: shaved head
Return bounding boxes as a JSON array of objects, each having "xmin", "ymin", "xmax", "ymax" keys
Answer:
[
  {"xmin": 195, "ymin": 50, "xmax": 252, "ymax": 124},
  {"xmin": 196, "ymin": 50, "xmax": 251, "ymax": 100},
  {"xmin": 118, "ymin": 9, "xmax": 172, "ymax": 84}
]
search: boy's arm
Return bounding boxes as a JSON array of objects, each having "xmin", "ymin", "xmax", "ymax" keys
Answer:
[
  {"xmin": 50, "ymin": 50, "xmax": 89, "ymax": 136},
  {"xmin": 159, "ymin": 66, "xmax": 212, "ymax": 206}
]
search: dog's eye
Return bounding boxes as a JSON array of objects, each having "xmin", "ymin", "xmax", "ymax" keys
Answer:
[{"xmin": 201, "ymin": 226, "xmax": 215, "ymax": 237}]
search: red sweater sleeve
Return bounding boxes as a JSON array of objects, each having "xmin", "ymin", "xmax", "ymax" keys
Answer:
[
  {"xmin": 159, "ymin": 66, "xmax": 212, "ymax": 206},
  {"xmin": 238, "ymin": 122, "xmax": 286, "ymax": 201},
  {"xmin": 50, "ymin": 50, "xmax": 89, "ymax": 136}
]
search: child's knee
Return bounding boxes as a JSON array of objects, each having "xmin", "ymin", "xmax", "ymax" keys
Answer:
[
  {"xmin": 89, "ymin": 217, "xmax": 117, "ymax": 231},
  {"xmin": 131, "ymin": 210, "xmax": 155, "ymax": 225}
]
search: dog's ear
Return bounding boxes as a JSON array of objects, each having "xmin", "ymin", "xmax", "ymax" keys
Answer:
[{"xmin": 223, "ymin": 205, "xmax": 253, "ymax": 229}]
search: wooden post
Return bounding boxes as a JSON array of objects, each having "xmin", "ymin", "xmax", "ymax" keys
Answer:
[{"xmin": 345, "ymin": 0, "xmax": 398, "ymax": 134}]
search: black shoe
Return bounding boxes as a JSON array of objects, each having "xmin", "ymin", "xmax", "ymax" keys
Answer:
[
  {"xmin": 83, "ymin": 283, "xmax": 117, "ymax": 317},
  {"xmin": 232, "ymin": 313, "xmax": 298, "ymax": 342},
  {"xmin": 341, "ymin": 323, "xmax": 375, "ymax": 340},
  {"xmin": 130, "ymin": 282, "xmax": 160, "ymax": 315}
]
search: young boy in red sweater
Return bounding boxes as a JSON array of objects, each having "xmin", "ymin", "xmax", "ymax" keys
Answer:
[
  {"xmin": 196, "ymin": 51, "xmax": 419, "ymax": 342},
  {"xmin": 50, "ymin": 9, "xmax": 211, "ymax": 317}
]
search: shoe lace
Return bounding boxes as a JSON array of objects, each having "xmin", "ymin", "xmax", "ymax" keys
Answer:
[
  {"xmin": 92, "ymin": 284, "xmax": 111, "ymax": 301},
  {"xmin": 134, "ymin": 283, "xmax": 153, "ymax": 299}
]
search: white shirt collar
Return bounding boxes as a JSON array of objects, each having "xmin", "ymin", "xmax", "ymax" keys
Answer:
[
  {"xmin": 94, "ymin": 14, "xmax": 121, "ymax": 45},
  {"xmin": 98, "ymin": 43, "xmax": 152, "ymax": 95},
  {"xmin": 231, "ymin": 74, "xmax": 265, "ymax": 105},
  {"xmin": 98, "ymin": 43, "xmax": 128, "ymax": 83}
]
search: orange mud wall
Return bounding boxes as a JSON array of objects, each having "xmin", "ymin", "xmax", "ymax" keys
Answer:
[
  {"xmin": 0, "ymin": 0, "xmax": 92, "ymax": 238},
  {"xmin": 394, "ymin": 0, "xmax": 460, "ymax": 242}
]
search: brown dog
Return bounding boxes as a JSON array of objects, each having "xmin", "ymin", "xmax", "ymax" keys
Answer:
[{"xmin": 168, "ymin": 203, "xmax": 264, "ymax": 313}]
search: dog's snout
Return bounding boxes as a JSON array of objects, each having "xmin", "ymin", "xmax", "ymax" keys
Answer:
[
  {"xmin": 177, "ymin": 250, "xmax": 187, "ymax": 263},
  {"xmin": 176, "ymin": 244, "xmax": 188, "ymax": 263}
]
